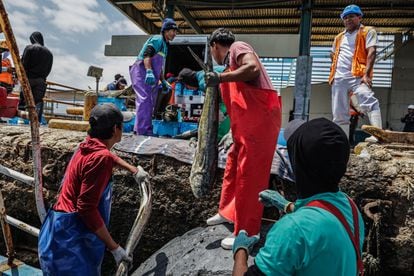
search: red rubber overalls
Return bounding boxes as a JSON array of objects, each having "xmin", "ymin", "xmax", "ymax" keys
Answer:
[{"xmin": 218, "ymin": 76, "xmax": 281, "ymax": 236}]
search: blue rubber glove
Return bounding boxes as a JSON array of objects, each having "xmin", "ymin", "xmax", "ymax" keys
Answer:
[
  {"xmin": 145, "ymin": 69, "xmax": 156, "ymax": 85},
  {"xmin": 259, "ymin": 190, "xmax": 293, "ymax": 213},
  {"xmin": 161, "ymin": 79, "xmax": 172, "ymax": 91},
  {"xmin": 232, "ymin": 230, "xmax": 259, "ymax": 255}
]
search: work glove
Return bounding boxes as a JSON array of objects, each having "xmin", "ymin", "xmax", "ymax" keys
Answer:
[
  {"xmin": 205, "ymin": 72, "xmax": 221, "ymax": 87},
  {"xmin": 145, "ymin": 69, "xmax": 156, "ymax": 86},
  {"xmin": 161, "ymin": 79, "xmax": 172, "ymax": 91},
  {"xmin": 259, "ymin": 190, "xmax": 294, "ymax": 213},
  {"xmin": 232, "ymin": 230, "xmax": 260, "ymax": 255},
  {"xmin": 133, "ymin": 165, "xmax": 149, "ymax": 183},
  {"xmin": 218, "ymin": 130, "xmax": 233, "ymax": 152},
  {"xmin": 111, "ymin": 245, "xmax": 132, "ymax": 266}
]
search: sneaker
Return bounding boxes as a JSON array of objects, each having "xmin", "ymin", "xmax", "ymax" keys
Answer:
[
  {"xmin": 221, "ymin": 234, "xmax": 236, "ymax": 250},
  {"xmin": 365, "ymin": 135, "xmax": 378, "ymax": 143},
  {"xmin": 206, "ymin": 213, "xmax": 232, "ymax": 226}
]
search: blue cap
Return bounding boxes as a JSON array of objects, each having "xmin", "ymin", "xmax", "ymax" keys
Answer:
[
  {"xmin": 340, "ymin": 4, "xmax": 363, "ymax": 19},
  {"xmin": 161, "ymin": 18, "xmax": 178, "ymax": 32}
]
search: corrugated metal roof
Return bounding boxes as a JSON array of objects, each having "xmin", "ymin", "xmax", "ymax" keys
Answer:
[{"xmin": 108, "ymin": 0, "xmax": 414, "ymax": 46}]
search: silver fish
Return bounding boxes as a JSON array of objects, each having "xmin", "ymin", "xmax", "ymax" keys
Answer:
[{"xmin": 116, "ymin": 177, "xmax": 152, "ymax": 275}]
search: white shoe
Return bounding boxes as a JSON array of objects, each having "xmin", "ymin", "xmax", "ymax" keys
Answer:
[
  {"xmin": 206, "ymin": 213, "xmax": 232, "ymax": 226},
  {"xmin": 221, "ymin": 234, "xmax": 235, "ymax": 250},
  {"xmin": 365, "ymin": 135, "xmax": 378, "ymax": 143}
]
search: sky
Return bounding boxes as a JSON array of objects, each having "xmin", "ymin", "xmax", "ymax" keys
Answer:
[{"xmin": 3, "ymin": 0, "xmax": 146, "ymax": 90}]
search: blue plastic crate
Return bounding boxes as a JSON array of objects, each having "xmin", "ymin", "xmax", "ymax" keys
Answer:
[
  {"xmin": 123, "ymin": 119, "xmax": 135, "ymax": 133},
  {"xmin": 97, "ymin": 97, "xmax": 127, "ymax": 111},
  {"xmin": 180, "ymin": 122, "xmax": 198, "ymax": 133},
  {"xmin": 277, "ymin": 128, "xmax": 286, "ymax": 146},
  {"xmin": 152, "ymin": 120, "xmax": 180, "ymax": 137}
]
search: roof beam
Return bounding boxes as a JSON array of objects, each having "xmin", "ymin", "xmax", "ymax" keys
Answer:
[
  {"xmin": 107, "ymin": 1, "xmax": 159, "ymax": 34},
  {"xmin": 175, "ymin": 5, "xmax": 203, "ymax": 34}
]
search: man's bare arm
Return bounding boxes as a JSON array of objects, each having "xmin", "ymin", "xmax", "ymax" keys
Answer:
[
  {"xmin": 361, "ymin": 46, "xmax": 376, "ymax": 87},
  {"xmin": 233, "ymin": 249, "xmax": 249, "ymax": 276},
  {"xmin": 220, "ymin": 53, "xmax": 260, "ymax": 83}
]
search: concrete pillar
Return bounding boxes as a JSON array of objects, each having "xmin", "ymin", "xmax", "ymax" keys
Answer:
[{"xmin": 293, "ymin": 0, "xmax": 313, "ymax": 120}]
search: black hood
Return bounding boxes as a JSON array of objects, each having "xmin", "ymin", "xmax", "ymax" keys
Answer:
[
  {"xmin": 287, "ymin": 118, "xmax": 350, "ymax": 199},
  {"xmin": 30, "ymin": 32, "xmax": 44, "ymax": 46}
]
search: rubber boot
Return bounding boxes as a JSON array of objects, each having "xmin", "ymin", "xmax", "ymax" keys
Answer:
[
  {"xmin": 365, "ymin": 110, "xmax": 383, "ymax": 143},
  {"xmin": 339, "ymin": 124, "xmax": 350, "ymax": 140}
]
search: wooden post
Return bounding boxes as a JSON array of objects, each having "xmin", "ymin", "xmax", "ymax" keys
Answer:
[
  {"xmin": 0, "ymin": 0, "xmax": 46, "ymax": 222},
  {"xmin": 83, "ymin": 92, "xmax": 97, "ymax": 121}
]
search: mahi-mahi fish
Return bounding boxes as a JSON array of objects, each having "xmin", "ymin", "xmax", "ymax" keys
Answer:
[{"xmin": 188, "ymin": 46, "xmax": 219, "ymax": 198}]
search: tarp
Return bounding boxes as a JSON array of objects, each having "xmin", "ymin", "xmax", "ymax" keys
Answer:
[{"xmin": 114, "ymin": 134, "xmax": 294, "ymax": 182}]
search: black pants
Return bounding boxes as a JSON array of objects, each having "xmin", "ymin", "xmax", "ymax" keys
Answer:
[{"xmin": 18, "ymin": 78, "xmax": 46, "ymax": 122}]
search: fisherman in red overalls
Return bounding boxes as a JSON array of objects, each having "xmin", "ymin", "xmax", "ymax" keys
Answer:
[{"xmin": 205, "ymin": 28, "xmax": 281, "ymax": 249}]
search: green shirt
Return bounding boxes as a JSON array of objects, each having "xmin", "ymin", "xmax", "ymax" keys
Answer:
[{"xmin": 255, "ymin": 191, "xmax": 364, "ymax": 276}]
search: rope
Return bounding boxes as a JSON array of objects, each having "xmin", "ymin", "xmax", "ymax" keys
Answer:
[{"xmin": 362, "ymin": 200, "xmax": 389, "ymax": 275}]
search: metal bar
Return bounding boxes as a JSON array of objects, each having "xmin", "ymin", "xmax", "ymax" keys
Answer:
[
  {"xmin": 166, "ymin": 3, "xmax": 175, "ymax": 19},
  {"xmin": 46, "ymin": 81, "xmax": 84, "ymax": 92},
  {"xmin": 0, "ymin": 0, "xmax": 46, "ymax": 223},
  {"xmin": 108, "ymin": 1, "xmax": 160, "ymax": 34},
  {"xmin": 43, "ymin": 98, "xmax": 84, "ymax": 107},
  {"xmin": 176, "ymin": 5, "xmax": 203, "ymax": 34},
  {"xmin": 0, "ymin": 165, "xmax": 34, "ymax": 186},
  {"xmin": 5, "ymin": 215, "xmax": 39, "ymax": 237},
  {"xmin": 0, "ymin": 191, "xmax": 15, "ymax": 265}
]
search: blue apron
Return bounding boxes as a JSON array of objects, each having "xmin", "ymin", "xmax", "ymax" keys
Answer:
[{"xmin": 38, "ymin": 180, "xmax": 113, "ymax": 276}]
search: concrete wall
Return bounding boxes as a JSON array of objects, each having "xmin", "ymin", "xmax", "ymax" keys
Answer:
[{"xmin": 280, "ymin": 83, "xmax": 390, "ymax": 129}]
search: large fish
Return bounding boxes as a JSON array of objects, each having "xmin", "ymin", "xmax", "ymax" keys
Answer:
[
  {"xmin": 116, "ymin": 177, "xmax": 152, "ymax": 276},
  {"xmin": 188, "ymin": 46, "xmax": 219, "ymax": 198}
]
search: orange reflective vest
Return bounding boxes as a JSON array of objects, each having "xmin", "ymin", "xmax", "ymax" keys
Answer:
[
  {"xmin": 329, "ymin": 25, "xmax": 374, "ymax": 85},
  {"xmin": 0, "ymin": 58, "xmax": 13, "ymax": 85}
]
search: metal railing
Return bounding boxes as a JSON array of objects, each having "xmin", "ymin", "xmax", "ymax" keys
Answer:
[{"xmin": 0, "ymin": 164, "xmax": 40, "ymax": 266}]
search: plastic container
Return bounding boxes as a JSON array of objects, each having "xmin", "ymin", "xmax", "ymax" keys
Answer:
[
  {"xmin": 277, "ymin": 128, "xmax": 286, "ymax": 146},
  {"xmin": 0, "ymin": 96, "xmax": 19, "ymax": 118},
  {"xmin": 97, "ymin": 97, "xmax": 127, "ymax": 111},
  {"xmin": 0, "ymin": 87, "xmax": 7, "ymax": 106},
  {"xmin": 180, "ymin": 122, "xmax": 198, "ymax": 133},
  {"xmin": 152, "ymin": 120, "xmax": 180, "ymax": 137},
  {"xmin": 123, "ymin": 118, "xmax": 135, "ymax": 133}
]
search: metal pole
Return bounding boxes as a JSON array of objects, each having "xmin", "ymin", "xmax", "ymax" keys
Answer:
[
  {"xmin": 166, "ymin": 4, "xmax": 174, "ymax": 19},
  {"xmin": 5, "ymin": 215, "xmax": 39, "ymax": 237},
  {"xmin": 0, "ymin": 164, "xmax": 34, "ymax": 186},
  {"xmin": 0, "ymin": 0, "xmax": 46, "ymax": 222},
  {"xmin": 0, "ymin": 191, "xmax": 15, "ymax": 265},
  {"xmin": 293, "ymin": 0, "xmax": 313, "ymax": 121},
  {"xmin": 95, "ymin": 77, "xmax": 100, "ymax": 96}
]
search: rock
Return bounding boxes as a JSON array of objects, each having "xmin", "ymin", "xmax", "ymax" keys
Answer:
[{"xmin": 133, "ymin": 224, "xmax": 272, "ymax": 276}]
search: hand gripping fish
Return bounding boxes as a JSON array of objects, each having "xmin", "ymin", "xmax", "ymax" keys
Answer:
[
  {"xmin": 188, "ymin": 46, "xmax": 219, "ymax": 198},
  {"xmin": 115, "ymin": 177, "xmax": 152, "ymax": 275}
]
